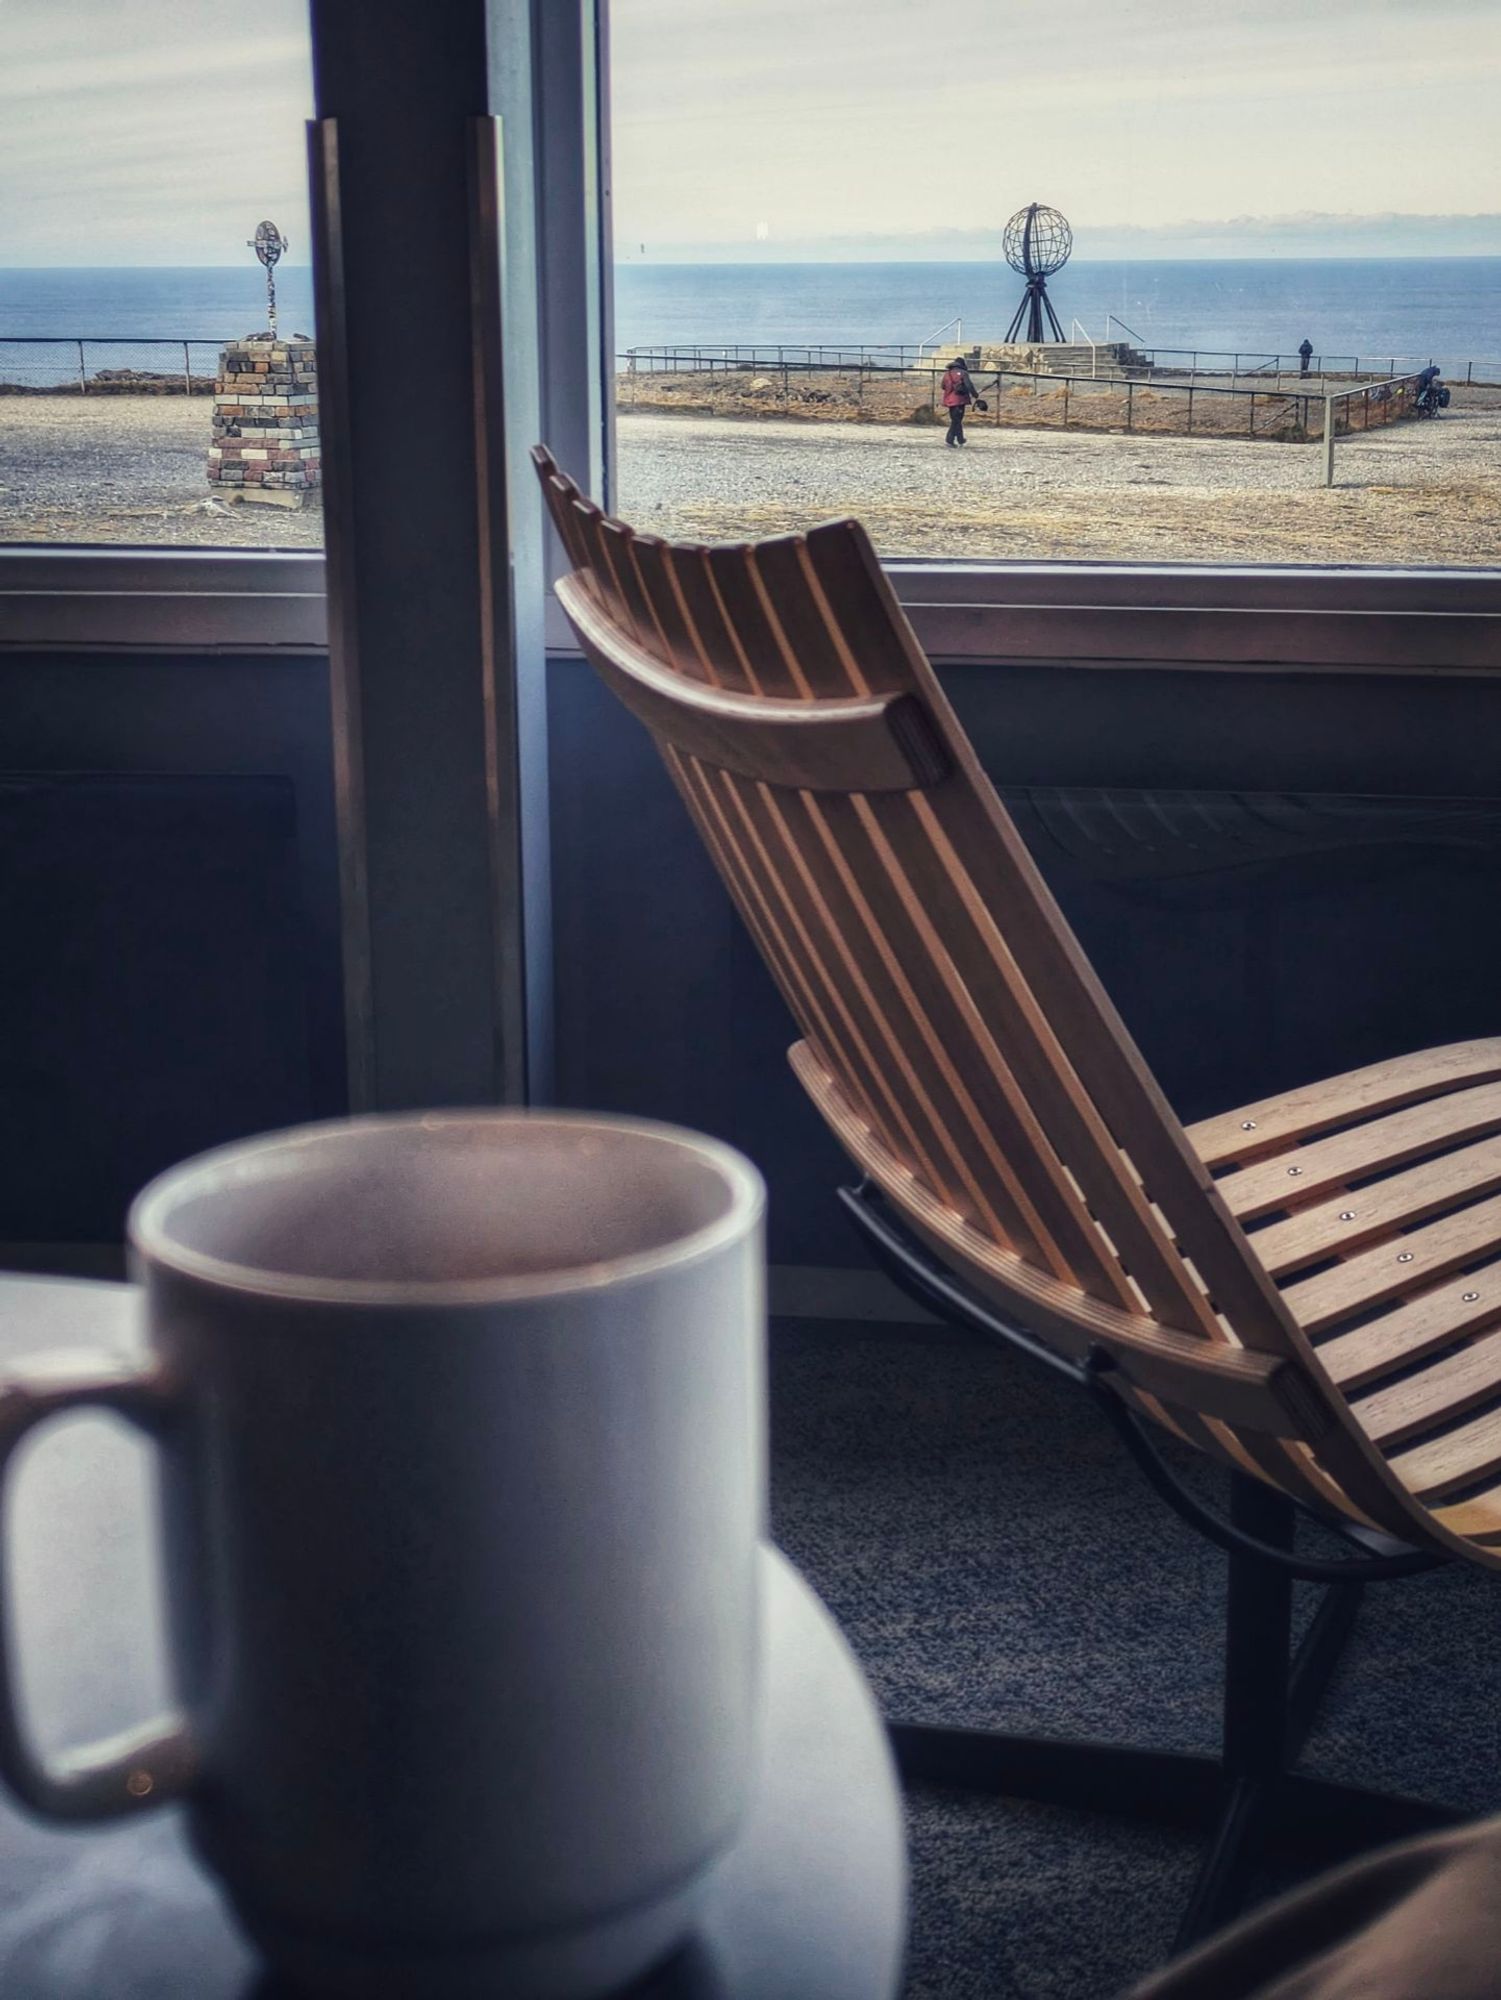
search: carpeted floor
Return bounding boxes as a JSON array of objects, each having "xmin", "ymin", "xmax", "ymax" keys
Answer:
[{"xmin": 767, "ymin": 1315, "xmax": 1501, "ymax": 2000}]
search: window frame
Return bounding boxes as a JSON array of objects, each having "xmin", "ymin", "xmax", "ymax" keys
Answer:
[
  {"xmin": 5, "ymin": 545, "xmax": 1499, "ymax": 669},
  {"xmin": 2, "ymin": 0, "xmax": 1497, "ymax": 662}
]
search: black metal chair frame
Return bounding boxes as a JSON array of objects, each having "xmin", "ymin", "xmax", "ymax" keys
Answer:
[{"xmin": 842, "ymin": 1180, "xmax": 1469, "ymax": 1953}]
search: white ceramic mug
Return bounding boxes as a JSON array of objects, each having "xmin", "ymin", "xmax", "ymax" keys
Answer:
[{"xmin": 0, "ymin": 1111, "xmax": 767, "ymax": 1999}]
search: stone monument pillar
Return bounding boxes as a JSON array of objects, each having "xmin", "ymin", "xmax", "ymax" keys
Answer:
[{"xmin": 207, "ymin": 334, "xmax": 321, "ymax": 506}]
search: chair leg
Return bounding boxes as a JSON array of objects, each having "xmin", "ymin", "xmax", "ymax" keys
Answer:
[
  {"xmin": 1171, "ymin": 1474, "xmax": 1296, "ymax": 1949},
  {"xmin": 888, "ymin": 1470, "xmax": 1460, "ymax": 1953}
]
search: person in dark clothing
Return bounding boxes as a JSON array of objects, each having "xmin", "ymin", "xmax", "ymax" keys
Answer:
[
  {"xmin": 941, "ymin": 356, "xmax": 974, "ymax": 446},
  {"xmin": 1298, "ymin": 337, "xmax": 1314, "ymax": 376}
]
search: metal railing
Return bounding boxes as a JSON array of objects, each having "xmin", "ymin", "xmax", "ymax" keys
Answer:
[
  {"xmin": 620, "ymin": 351, "xmax": 1439, "ymax": 447},
  {"xmin": 623, "ymin": 341, "xmax": 954, "ymax": 374},
  {"xmin": 623, "ymin": 339, "xmax": 1501, "ymax": 393},
  {"xmin": 914, "ymin": 316, "xmax": 963, "ymax": 361},
  {"xmin": 1320, "ymin": 374, "xmax": 1423, "ymax": 484},
  {"xmin": 0, "ymin": 337, "xmax": 231, "ymax": 394},
  {"xmin": 1135, "ymin": 345, "xmax": 1501, "ymax": 386}
]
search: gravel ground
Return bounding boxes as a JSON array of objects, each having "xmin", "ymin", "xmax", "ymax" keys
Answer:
[
  {"xmin": 4, "ymin": 392, "xmax": 1497, "ymax": 564},
  {"xmin": 616, "ymin": 404, "xmax": 1501, "ymax": 564},
  {"xmin": 0, "ymin": 394, "xmax": 323, "ymax": 548}
]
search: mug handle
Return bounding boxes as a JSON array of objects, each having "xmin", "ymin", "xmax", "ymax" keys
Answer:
[{"xmin": 0, "ymin": 1351, "xmax": 199, "ymax": 1821}]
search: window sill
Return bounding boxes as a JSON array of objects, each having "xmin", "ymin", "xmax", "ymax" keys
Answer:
[
  {"xmin": 4, "ymin": 543, "xmax": 1497, "ymax": 672},
  {"xmin": 0, "ymin": 546, "xmax": 327, "ymax": 654}
]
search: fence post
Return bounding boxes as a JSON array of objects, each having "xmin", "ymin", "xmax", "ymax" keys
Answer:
[
  {"xmin": 1322, "ymin": 395, "xmax": 1335, "ymax": 486},
  {"xmin": 1126, "ymin": 382, "xmax": 1133, "ymax": 431},
  {"xmin": 1249, "ymin": 392, "xmax": 1255, "ymax": 437},
  {"xmin": 1187, "ymin": 386, "xmax": 1194, "ymax": 434},
  {"xmin": 77, "ymin": 339, "xmax": 87, "ymax": 393},
  {"xmin": 183, "ymin": 340, "xmax": 193, "ymax": 397},
  {"xmin": 1062, "ymin": 380, "xmax": 1069, "ymax": 427}
]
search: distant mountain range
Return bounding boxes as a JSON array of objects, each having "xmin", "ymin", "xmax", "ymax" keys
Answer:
[{"xmin": 617, "ymin": 213, "xmax": 1501, "ymax": 264}]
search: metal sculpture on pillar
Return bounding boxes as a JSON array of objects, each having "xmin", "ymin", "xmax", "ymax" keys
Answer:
[
  {"xmin": 1003, "ymin": 203, "xmax": 1071, "ymax": 343},
  {"xmin": 249, "ymin": 220, "xmax": 287, "ymax": 336}
]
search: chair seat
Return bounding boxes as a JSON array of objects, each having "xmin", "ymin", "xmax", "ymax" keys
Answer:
[{"xmin": 1189, "ymin": 1041, "xmax": 1501, "ymax": 1504}]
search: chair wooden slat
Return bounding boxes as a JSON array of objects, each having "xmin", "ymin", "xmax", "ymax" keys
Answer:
[
  {"xmin": 557, "ymin": 576, "xmax": 947, "ymax": 794},
  {"xmin": 730, "ymin": 771, "xmax": 1050, "ymax": 1253},
  {"xmin": 1282, "ymin": 1191, "xmax": 1501, "ymax": 1334},
  {"xmin": 788, "ymin": 524, "xmax": 1232, "ymax": 1344},
  {"xmin": 703, "ymin": 543, "xmax": 814, "ymax": 697},
  {"xmin": 787, "ymin": 789, "xmax": 1127, "ymax": 1291},
  {"xmin": 600, "ymin": 517, "xmax": 666, "ymax": 648},
  {"xmin": 536, "ymin": 446, "xmax": 1501, "ymax": 1567},
  {"xmin": 693, "ymin": 761, "xmax": 969, "ymax": 1213},
  {"xmin": 860, "ymin": 792, "xmax": 1226, "ymax": 1335},
  {"xmin": 792, "ymin": 1042, "xmax": 1327, "ymax": 1442},
  {"xmin": 1189, "ymin": 1040, "xmax": 1501, "ymax": 1168},
  {"xmin": 1317, "ymin": 1264, "xmax": 1501, "ymax": 1391},
  {"xmin": 541, "ymin": 470, "xmax": 592, "ymax": 572},
  {"xmin": 628, "ymin": 536, "xmax": 716, "ymax": 683},
  {"xmin": 1248, "ymin": 1134, "xmax": 1501, "ymax": 1276},
  {"xmin": 749, "ymin": 537, "xmax": 867, "ymax": 697},
  {"xmin": 1354, "ymin": 1329, "xmax": 1501, "ymax": 1449},
  {"xmin": 1388, "ymin": 1402, "xmax": 1501, "ymax": 1501},
  {"xmin": 565, "ymin": 492, "xmax": 638, "ymax": 635},
  {"xmin": 1215, "ymin": 1082, "xmax": 1501, "ymax": 1221},
  {"xmin": 667, "ymin": 751, "xmax": 926, "ymax": 1180}
]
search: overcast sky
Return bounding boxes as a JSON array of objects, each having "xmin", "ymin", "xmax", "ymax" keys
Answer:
[
  {"xmin": 0, "ymin": 0, "xmax": 314, "ymax": 265},
  {"xmin": 0, "ymin": 0, "xmax": 1497, "ymax": 265},
  {"xmin": 612, "ymin": 0, "xmax": 1501, "ymax": 258}
]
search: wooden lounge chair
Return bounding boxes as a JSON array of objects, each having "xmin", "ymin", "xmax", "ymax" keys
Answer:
[{"xmin": 532, "ymin": 445, "xmax": 1497, "ymax": 1944}]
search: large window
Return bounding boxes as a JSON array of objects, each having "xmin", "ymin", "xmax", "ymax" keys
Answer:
[
  {"xmin": 0, "ymin": 0, "xmax": 319, "ymax": 550},
  {"xmin": 608, "ymin": 1, "xmax": 1501, "ymax": 567}
]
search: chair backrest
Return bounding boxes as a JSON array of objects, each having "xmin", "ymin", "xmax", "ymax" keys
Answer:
[{"xmin": 532, "ymin": 445, "xmax": 1436, "ymax": 1544}]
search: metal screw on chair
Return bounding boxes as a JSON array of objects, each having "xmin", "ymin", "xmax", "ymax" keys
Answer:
[
  {"xmin": 1287, "ymin": 1166, "xmax": 1302, "ymax": 1177},
  {"xmin": 1397, "ymin": 1252, "xmax": 1414, "ymax": 1264},
  {"xmin": 1464, "ymin": 1292, "xmax": 1481, "ymax": 1303},
  {"xmin": 1339, "ymin": 1210, "xmax": 1355, "ymax": 1221},
  {"xmin": 1241, "ymin": 1121, "xmax": 1257, "ymax": 1131}
]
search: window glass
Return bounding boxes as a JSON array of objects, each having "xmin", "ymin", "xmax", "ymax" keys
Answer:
[
  {"xmin": 609, "ymin": 1, "xmax": 1501, "ymax": 566},
  {"xmin": 0, "ymin": 0, "xmax": 320, "ymax": 549}
]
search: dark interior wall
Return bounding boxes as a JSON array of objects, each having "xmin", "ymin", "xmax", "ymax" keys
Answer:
[
  {"xmin": 6, "ymin": 645, "xmax": 1500, "ymax": 1266},
  {"xmin": 0, "ymin": 652, "xmax": 343, "ymax": 1245},
  {"xmin": 549, "ymin": 655, "xmax": 1501, "ymax": 1265}
]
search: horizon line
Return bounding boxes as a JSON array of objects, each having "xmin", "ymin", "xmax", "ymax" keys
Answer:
[{"xmin": 3, "ymin": 251, "xmax": 1501, "ymax": 271}]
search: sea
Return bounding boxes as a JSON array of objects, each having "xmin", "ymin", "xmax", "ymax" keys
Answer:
[{"xmin": 1, "ymin": 260, "xmax": 1499, "ymax": 382}]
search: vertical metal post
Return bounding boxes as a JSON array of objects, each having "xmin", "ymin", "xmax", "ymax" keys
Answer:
[
  {"xmin": 308, "ymin": 0, "xmax": 527, "ymax": 1111},
  {"xmin": 1062, "ymin": 380, "xmax": 1068, "ymax": 427},
  {"xmin": 1248, "ymin": 392, "xmax": 1255, "ymax": 437},
  {"xmin": 1186, "ymin": 386, "xmax": 1193, "ymax": 433},
  {"xmin": 183, "ymin": 341, "xmax": 193, "ymax": 397},
  {"xmin": 1322, "ymin": 394, "xmax": 1336, "ymax": 486},
  {"xmin": 1126, "ymin": 381, "xmax": 1133, "ymax": 431},
  {"xmin": 77, "ymin": 340, "xmax": 87, "ymax": 394}
]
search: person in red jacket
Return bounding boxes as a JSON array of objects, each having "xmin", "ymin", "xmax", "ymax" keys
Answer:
[{"xmin": 941, "ymin": 355, "xmax": 975, "ymax": 447}]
